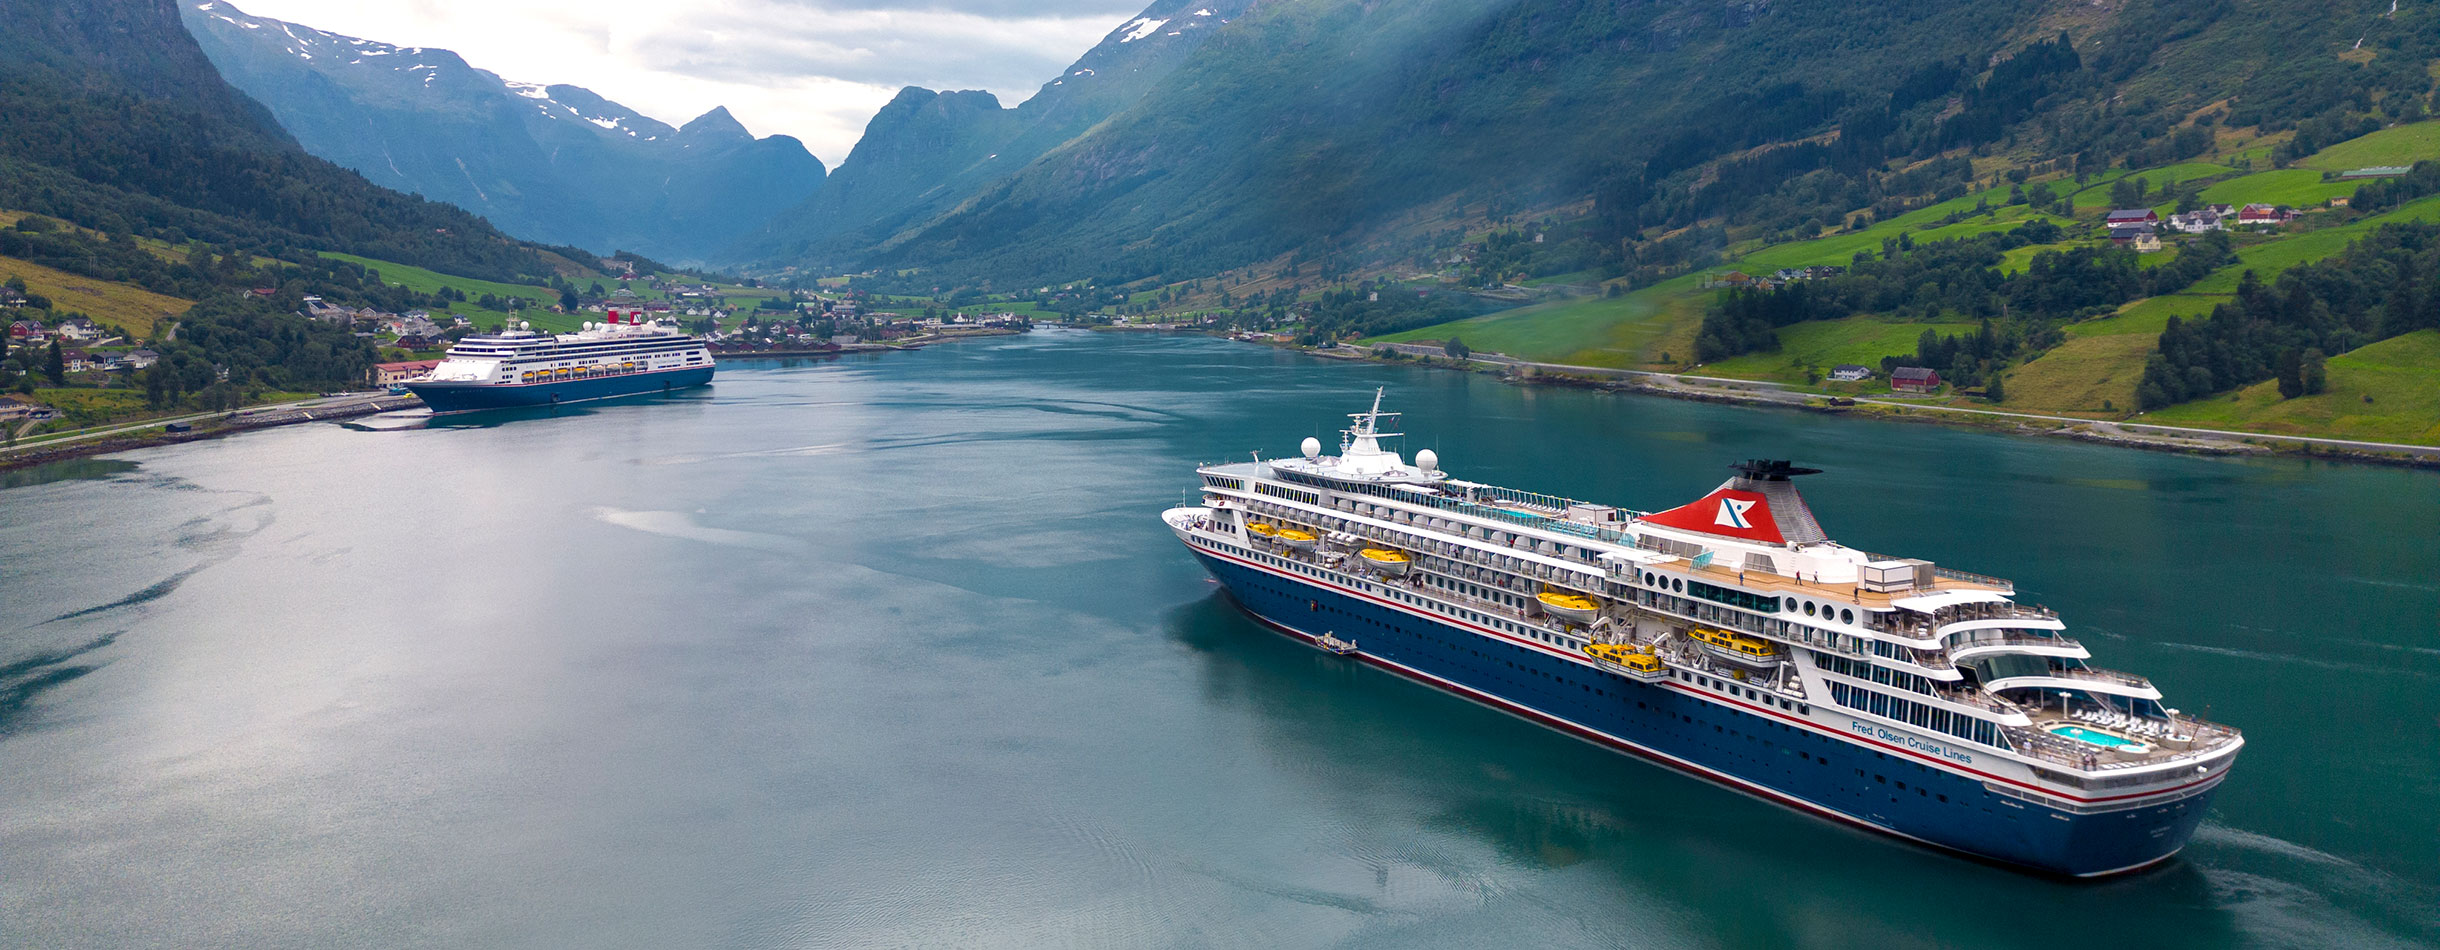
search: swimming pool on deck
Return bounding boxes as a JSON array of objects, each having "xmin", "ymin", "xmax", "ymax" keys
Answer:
[{"xmin": 2050, "ymin": 725, "xmax": 2145, "ymax": 749}]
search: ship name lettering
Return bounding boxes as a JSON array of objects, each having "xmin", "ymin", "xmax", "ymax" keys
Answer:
[{"xmin": 1851, "ymin": 722, "xmax": 1973, "ymax": 765}]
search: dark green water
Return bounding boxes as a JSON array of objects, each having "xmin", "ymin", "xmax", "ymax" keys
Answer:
[{"xmin": 2, "ymin": 330, "xmax": 2434, "ymax": 949}]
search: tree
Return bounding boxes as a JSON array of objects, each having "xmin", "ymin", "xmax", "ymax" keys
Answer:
[
  {"xmin": 1443, "ymin": 336, "xmax": 1471, "ymax": 359},
  {"xmin": 559, "ymin": 288, "xmax": 580, "ymax": 311},
  {"xmin": 44, "ymin": 339, "xmax": 64, "ymax": 385},
  {"xmin": 1984, "ymin": 373, "xmax": 2005, "ymax": 402},
  {"xmin": 2301, "ymin": 348, "xmax": 2328, "ymax": 395},
  {"xmin": 2275, "ymin": 347, "xmax": 2304, "ymax": 399}
]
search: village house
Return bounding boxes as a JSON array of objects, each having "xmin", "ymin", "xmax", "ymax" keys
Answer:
[
  {"xmin": 0, "ymin": 393, "xmax": 60, "ymax": 422},
  {"xmin": 2236, "ymin": 204, "xmax": 2299, "ymax": 228},
  {"xmin": 56, "ymin": 316, "xmax": 100, "ymax": 342},
  {"xmin": 8, "ymin": 319, "xmax": 47, "ymax": 342},
  {"xmin": 0, "ymin": 286, "xmax": 25, "ymax": 307},
  {"xmin": 2108, "ymin": 222, "xmax": 2157, "ymax": 246},
  {"xmin": 370, "ymin": 359, "xmax": 441, "ymax": 386},
  {"xmin": 61, "ymin": 348, "xmax": 95, "ymax": 372},
  {"xmin": 2133, "ymin": 232, "xmax": 2164, "ymax": 253},
  {"xmin": 1829, "ymin": 364, "xmax": 1872, "ymax": 382},
  {"xmin": 111, "ymin": 348, "xmax": 160, "ymax": 371},
  {"xmin": 2164, "ymin": 205, "xmax": 2232, "ymax": 233},
  {"xmin": 2105, "ymin": 208, "xmax": 2160, "ymax": 228},
  {"xmin": 1891, "ymin": 366, "xmax": 1942, "ymax": 393}
]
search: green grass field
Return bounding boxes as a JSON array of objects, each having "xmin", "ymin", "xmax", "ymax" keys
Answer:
[
  {"xmin": 1998, "ymin": 334, "xmax": 2151, "ymax": 414},
  {"xmin": 321, "ymin": 252, "xmax": 588, "ymax": 331},
  {"xmin": 2195, "ymin": 169, "xmax": 2362, "ymax": 209},
  {"xmin": 2299, "ymin": 121, "xmax": 2440, "ymax": 171},
  {"xmin": 2067, "ymin": 162, "xmax": 2234, "ymax": 210},
  {"xmin": 2065, "ymin": 293, "xmax": 2230, "ymax": 338},
  {"xmin": 29, "ymin": 388, "xmax": 151, "ymax": 427},
  {"xmin": 0, "ymin": 254, "xmax": 191, "ymax": 337},
  {"xmin": 1696, "ymin": 316, "xmax": 1975, "ymax": 383},
  {"xmin": 2142, "ymin": 330, "xmax": 2440, "ymax": 444}
]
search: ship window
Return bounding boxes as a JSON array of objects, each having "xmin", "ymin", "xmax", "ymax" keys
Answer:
[
  {"xmin": 1840, "ymin": 609, "xmax": 1854, "ymax": 624},
  {"xmin": 1804, "ymin": 602, "xmax": 1817, "ymax": 616}
]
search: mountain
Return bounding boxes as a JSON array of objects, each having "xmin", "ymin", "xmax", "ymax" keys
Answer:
[
  {"xmin": 726, "ymin": 0, "xmax": 1254, "ymax": 268},
  {"xmin": 739, "ymin": 0, "xmax": 2430, "ymax": 294},
  {"xmin": 0, "ymin": 0, "xmax": 550, "ymax": 281},
  {"xmin": 182, "ymin": 0, "xmax": 826, "ymax": 265}
]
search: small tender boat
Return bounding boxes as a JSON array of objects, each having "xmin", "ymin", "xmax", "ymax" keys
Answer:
[
  {"xmin": 1689, "ymin": 626, "xmax": 1783, "ymax": 670},
  {"xmin": 1584, "ymin": 643, "xmax": 1669, "ymax": 681},
  {"xmin": 1315, "ymin": 633, "xmax": 1359, "ymax": 655},
  {"xmin": 1275, "ymin": 527, "xmax": 1318, "ymax": 551},
  {"xmin": 1358, "ymin": 548, "xmax": 1411, "ymax": 575},
  {"xmin": 1536, "ymin": 590, "xmax": 1601, "ymax": 624}
]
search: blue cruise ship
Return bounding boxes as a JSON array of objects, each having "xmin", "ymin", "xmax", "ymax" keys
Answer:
[
  {"xmin": 403, "ymin": 312, "xmax": 713, "ymax": 413},
  {"xmin": 1165, "ymin": 392, "xmax": 2241, "ymax": 877}
]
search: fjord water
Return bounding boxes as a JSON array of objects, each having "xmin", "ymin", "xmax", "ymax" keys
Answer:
[{"xmin": 2, "ymin": 330, "xmax": 2434, "ymax": 949}]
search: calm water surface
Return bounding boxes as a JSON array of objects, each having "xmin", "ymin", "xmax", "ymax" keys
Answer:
[{"xmin": 2, "ymin": 330, "xmax": 2435, "ymax": 949}]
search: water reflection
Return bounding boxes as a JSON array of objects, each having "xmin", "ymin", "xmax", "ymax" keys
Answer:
[{"xmin": 0, "ymin": 457, "xmax": 137, "ymax": 490}]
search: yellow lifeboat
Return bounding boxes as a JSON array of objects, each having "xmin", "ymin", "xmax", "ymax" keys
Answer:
[
  {"xmin": 1275, "ymin": 527, "xmax": 1318, "ymax": 551},
  {"xmin": 1585, "ymin": 643, "xmax": 1668, "ymax": 679},
  {"xmin": 1247, "ymin": 521, "xmax": 1279, "ymax": 540},
  {"xmin": 1689, "ymin": 626, "xmax": 1784, "ymax": 669},
  {"xmin": 1358, "ymin": 548, "xmax": 1410, "ymax": 576},
  {"xmin": 622, "ymin": 361, "xmax": 636, "ymax": 371},
  {"xmin": 1537, "ymin": 590, "xmax": 1601, "ymax": 624}
]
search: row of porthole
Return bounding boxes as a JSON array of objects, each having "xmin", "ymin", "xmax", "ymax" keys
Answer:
[{"xmin": 1636, "ymin": 569, "xmax": 1856, "ymax": 626}]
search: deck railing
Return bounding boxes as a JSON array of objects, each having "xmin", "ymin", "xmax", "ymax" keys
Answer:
[{"xmin": 1947, "ymin": 630, "xmax": 2085, "ymax": 654}]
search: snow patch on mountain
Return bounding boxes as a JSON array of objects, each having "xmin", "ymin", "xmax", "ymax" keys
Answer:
[{"xmin": 1118, "ymin": 17, "xmax": 1167, "ymax": 42}]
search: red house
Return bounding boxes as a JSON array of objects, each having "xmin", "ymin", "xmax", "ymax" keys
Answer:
[
  {"xmin": 1891, "ymin": 366, "xmax": 1942, "ymax": 393},
  {"xmin": 2236, "ymin": 204, "xmax": 2297, "ymax": 227},
  {"xmin": 2105, "ymin": 208, "xmax": 2159, "ymax": 226}
]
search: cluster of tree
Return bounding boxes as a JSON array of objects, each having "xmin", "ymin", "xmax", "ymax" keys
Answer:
[
  {"xmin": 2350, "ymin": 161, "xmax": 2440, "ymax": 214},
  {"xmin": 1296, "ymin": 283, "xmax": 1497, "ymax": 345},
  {"xmin": 1694, "ymin": 222, "xmax": 2234, "ymax": 362},
  {"xmin": 2138, "ymin": 222, "xmax": 2440, "ymax": 409},
  {"xmin": 1875, "ymin": 323, "xmax": 2045, "ymax": 397},
  {"xmin": 140, "ymin": 297, "xmax": 380, "ymax": 406}
]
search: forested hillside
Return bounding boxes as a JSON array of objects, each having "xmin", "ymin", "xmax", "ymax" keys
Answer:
[
  {"xmin": 0, "ymin": 0, "xmax": 593, "ymax": 403},
  {"xmin": 774, "ymin": 0, "xmax": 2427, "ymax": 290}
]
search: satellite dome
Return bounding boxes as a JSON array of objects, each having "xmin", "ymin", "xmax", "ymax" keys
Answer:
[
  {"xmin": 1417, "ymin": 449, "xmax": 1439, "ymax": 472},
  {"xmin": 1301, "ymin": 437, "xmax": 1321, "ymax": 459}
]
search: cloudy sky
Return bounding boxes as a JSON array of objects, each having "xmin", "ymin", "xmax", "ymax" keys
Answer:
[{"xmin": 233, "ymin": 0, "xmax": 1147, "ymax": 162}]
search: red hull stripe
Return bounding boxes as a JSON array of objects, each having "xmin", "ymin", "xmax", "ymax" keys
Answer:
[{"xmin": 1190, "ymin": 537, "xmax": 2225, "ymax": 806}]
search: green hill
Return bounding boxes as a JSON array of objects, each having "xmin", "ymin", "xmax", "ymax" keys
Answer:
[{"xmin": 2141, "ymin": 330, "xmax": 2440, "ymax": 445}]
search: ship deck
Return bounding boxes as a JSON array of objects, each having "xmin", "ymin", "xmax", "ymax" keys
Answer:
[{"xmin": 1667, "ymin": 557, "xmax": 2009, "ymax": 609}]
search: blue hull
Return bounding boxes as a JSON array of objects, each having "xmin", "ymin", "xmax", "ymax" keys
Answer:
[
  {"xmin": 1190, "ymin": 547, "xmax": 2218, "ymax": 878},
  {"xmin": 406, "ymin": 367, "xmax": 714, "ymax": 414}
]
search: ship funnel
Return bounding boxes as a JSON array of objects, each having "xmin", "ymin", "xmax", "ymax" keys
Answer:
[{"xmin": 1637, "ymin": 459, "xmax": 1829, "ymax": 546}]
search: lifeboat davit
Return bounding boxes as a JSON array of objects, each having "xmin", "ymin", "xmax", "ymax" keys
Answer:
[
  {"xmin": 1358, "ymin": 548, "xmax": 1411, "ymax": 575},
  {"xmin": 1537, "ymin": 590, "xmax": 1601, "ymax": 624},
  {"xmin": 1275, "ymin": 527, "xmax": 1318, "ymax": 551}
]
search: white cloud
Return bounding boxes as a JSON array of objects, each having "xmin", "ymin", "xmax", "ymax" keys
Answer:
[{"xmin": 228, "ymin": 0, "xmax": 1142, "ymax": 162}]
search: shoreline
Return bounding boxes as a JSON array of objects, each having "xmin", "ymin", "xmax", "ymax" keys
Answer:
[
  {"xmin": 0, "ymin": 396, "xmax": 421, "ymax": 474},
  {"xmin": 0, "ymin": 329, "xmax": 1027, "ymax": 476},
  {"xmin": 1302, "ymin": 342, "xmax": 2440, "ymax": 469}
]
